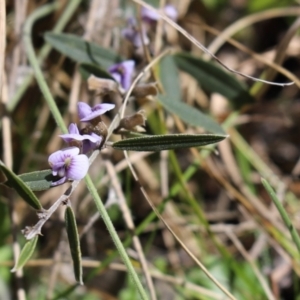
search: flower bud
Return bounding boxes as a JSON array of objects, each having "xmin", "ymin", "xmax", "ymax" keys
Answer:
[
  {"xmin": 87, "ymin": 75, "xmax": 119, "ymax": 95},
  {"xmin": 131, "ymin": 83, "xmax": 158, "ymax": 98},
  {"xmin": 114, "ymin": 110, "xmax": 146, "ymax": 134}
]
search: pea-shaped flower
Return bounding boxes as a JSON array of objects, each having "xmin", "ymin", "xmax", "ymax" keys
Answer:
[
  {"xmin": 108, "ymin": 60, "xmax": 135, "ymax": 91},
  {"xmin": 60, "ymin": 123, "xmax": 102, "ymax": 153},
  {"xmin": 122, "ymin": 18, "xmax": 149, "ymax": 48},
  {"xmin": 48, "ymin": 147, "xmax": 89, "ymax": 186},
  {"xmin": 77, "ymin": 102, "xmax": 115, "ymax": 122}
]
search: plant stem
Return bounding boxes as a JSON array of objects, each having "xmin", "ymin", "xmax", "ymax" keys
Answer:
[{"xmin": 85, "ymin": 175, "xmax": 149, "ymax": 300}]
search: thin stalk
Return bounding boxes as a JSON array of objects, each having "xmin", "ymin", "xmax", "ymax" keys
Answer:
[
  {"xmin": 261, "ymin": 178, "xmax": 300, "ymax": 257},
  {"xmin": 85, "ymin": 175, "xmax": 149, "ymax": 300}
]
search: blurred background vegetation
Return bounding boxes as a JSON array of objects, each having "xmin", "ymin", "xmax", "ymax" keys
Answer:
[{"xmin": 2, "ymin": 0, "xmax": 300, "ymax": 299}]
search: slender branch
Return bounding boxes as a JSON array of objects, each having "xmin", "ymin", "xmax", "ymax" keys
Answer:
[{"xmin": 84, "ymin": 174, "xmax": 149, "ymax": 300}]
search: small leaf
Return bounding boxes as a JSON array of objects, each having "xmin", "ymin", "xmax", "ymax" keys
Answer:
[
  {"xmin": 159, "ymin": 55, "xmax": 181, "ymax": 103},
  {"xmin": 44, "ymin": 32, "xmax": 123, "ymax": 69},
  {"xmin": 11, "ymin": 236, "xmax": 38, "ymax": 272},
  {"xmin": 112, "ymin": 133, "xmax": 227, "ymax": 152},
  {"xmin": 159, "ymin": 95, "xmax": 225, "ymax": 134},
  {"xmin": 79, "ymin": 63, "xmax": 114, "ymax": 81},
  {"xmin": 65, "ymin": 205, "xmax": 83, "ymax": 285},
  {"xmin": 0, "ymin": 162, "xmax": 42, "ymax": 210},
  {"xmin": 18, "ymin": 169, "xmax": 54, "ymax": 191},
  {"xmin": 173, "ymin": 52, "xmax": 254, "ymax": 109}
]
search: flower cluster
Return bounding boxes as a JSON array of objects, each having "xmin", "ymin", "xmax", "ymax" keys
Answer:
[
  {"xmin": 48, "ymin": 102, "xmax": 115, "ymax": 186},
  {"xmin": 122, "ymin": 4, "xmax": 178, "ymax": 48}
]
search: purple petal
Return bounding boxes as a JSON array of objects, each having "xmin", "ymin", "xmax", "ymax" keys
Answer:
[
  {"xmin": 121, "ymin": 60, "xmax": 135, "ymax": 91},
  {"xmin": 110, "ymin": 72, "xmax": 122, "ymax": 85},
  {"xmin": 49, "ymin": 150, "xmax": 65, "ymax": 166},
  {"xmin": 68, "ymin": 123, "xmax": 80, "ymax": 134},
  {"xmin": 59, "ymin": 134, "xmax": 78, "ymax": 144},
  {"xmin": 59, "ymin": 133, "xmax": 100, "ymax": 143},
  {"xmin": 48, "ymin": 147, "xmax": 80, "ymax": 165},
  {"xmin": 82, "ymin": 133, "xmax": 102, "ymax": 153},
  {"xmin": 66, "ymin": 154, "xmax": 89, "ymax": 180},
  {"xmin": 141, "ymin": 5, "xmax": 178, "ymax": 22},
  {"xmin": 80, "ymin": 103, "xmax": 115, "ymax": 122},
  {"xmin": 51, "ymin": 176, "xmax": 67, "ymax": 187},
  {"xmin": 80, "ymin": 111, "xmax": 105, "ymax": 122},
  {"xmin": 77, "ymin": 102, "xmax": 92, "ymax": 120},
  {"xmin": 51, "ymin": 163, "xmax": 65, "ymax": 176},
  {"xmin": 164, "ymin": 5, "xmax": 178, "ymax": 21},
  {"xmin": 93, "ymin": 103, "xmax": 115, "ymax": 113},
  {"xmin": 141, "ymin": 6, "xmax": 159, "ymax": 21},
  {"xmin": 108, "ymin": 60, "xmax": 135, "ymax": 91},
  {"xmin": 122, "ymin": 26, "xmax": 149, "ymax": 48}
]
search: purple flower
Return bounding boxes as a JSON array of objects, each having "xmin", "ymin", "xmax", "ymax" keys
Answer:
[
  {"xmin": 59, "ymin": 123, "xmax": 102, "ymax": 153},
  {"xmin": 141, "ymin": 5, "xmax": 178, "ymax": 22},
  {"xmin": 108, "ymin": 60, "xmax": 135, "ymax": 91},
  {"xmin": 48, "ymin": 147, "xmax": 89, "ymax": 186},
  {"xmin": 122, "ymin": 18, "xmax": 149, "ymax": 48},
  {"xmin": 77, "ymin": 102, "xmax": 115, "ymax": 122}
]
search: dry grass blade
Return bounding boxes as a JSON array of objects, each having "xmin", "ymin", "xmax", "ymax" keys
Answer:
[
  {"xmin": 123, "ymin": 152, "xmax": 237, "ymax": 300},
  {"xmin": 200, "ymin": 24, "xmax": 300, "ymax": 91},
  {"xmin": 225, "ymin": 230, "xmax": 276, "ymax": 300},
  {"xmin": 207, "ymin": 6, "xmax": 300, "ymax": 55}
]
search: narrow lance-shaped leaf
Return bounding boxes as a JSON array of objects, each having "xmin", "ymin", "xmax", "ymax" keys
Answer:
[
  {"xmin": 11, "ymin": 236, "xmax": 39, "ymax": 272},
  {"xmin": 159, "ymin": 55, "xmax": 181, "ymax": 103},
  {"xmin": 65, "ymin": 205, "xmax": 83, "ymax": 285},
  {"xmin": 173, "ymin": 52, "xmax": 254, "ymax": 109},
  {"xmin": 112, "ymin": 133, "xmax": 227, "ymax": 152},
  {"xmin": 158, "ymin": 96, "xmax": 225, "ymax": 134},
  {"xmin": 0, "ymin": 161, "xmax": 42, "ymax": 210},
  {"xmin": 44, "ymin": 32, "xmax": 123, "ymax": 69}
]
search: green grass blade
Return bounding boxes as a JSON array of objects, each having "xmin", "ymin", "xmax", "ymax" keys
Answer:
[{"xmin": 261, "ymin": 178, "xmax": 300, "ymax": 256}]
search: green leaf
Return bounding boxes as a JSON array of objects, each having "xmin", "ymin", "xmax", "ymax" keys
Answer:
[
  {"xmin": 112, "ymin": 133, "xmax": 227, "ymax": 151},
  {"xmin": 78, "ymin": 63, "xmax": 114, "ymax": 81},
  {"xmin": 173, "ymin": 52, "xmax": 254, "ymax": 109},
  {"xmin": 0, "ymin": 162, "xmax": 42, "ymax": 210},
  {"xmin": 65, "ymin": 206, "xmax": 83, "ymax": 285},
  {"xmin": 18, "ymin": 169, "xmax": 54, "ymax": 191},
  {"xmin": 44, "ymin": 32, "xmax": 123, "ymax": 69},
  {"xmin": 159, "ymin": 55, "xmax": 181, "ymax": 102},
  {"xmin": 11, "ymin": 236, "xmax": 38, "ymax": 272},
  {"xmin": 159, "ymin": 95, "xmax": 225, "ymax": 134}
]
